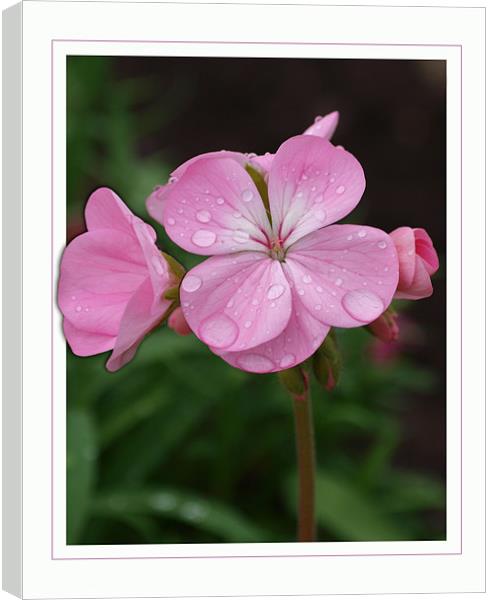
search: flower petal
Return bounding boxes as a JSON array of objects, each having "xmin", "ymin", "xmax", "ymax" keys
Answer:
[
  {"xmin": 63, "ymin": 319, "xmax": 115, "ymax": 356},
  {"xmin": 303, "ymin": 111, "xmax": 339, "ymax": 140},
  {"xmin": 284, "ymin": 225, "xmax": 399, "ymax": 327},
  {"xmin": 394, "ymin": 257, "xmax": 433, "ymax": 300},
  {"xmin": 58, "ymin": 229, "xmax": 148, "ymax": 337},
  {"xmin": 85, "ymin": 187, "xmax": 135, "ymax": 235},
  {"xmin": 268, "ymin": 135, "xmax": 366, "ymax": 247},
  {"xmin": 163, "ymin": 158, "xmax": 272, "ymax": 255},
  {"xmin": 414, "ymin": 228, "xmax": 439, "ymax": 275},
  {"xmin": 146, "ymin": 151, "xmax": 247, "ymax": 224},
  {"xmin": 106, "ymin": 277, "xmax": 171, "ymax": 372},
  {"xmin": 389, "ymin": 227, "xmax": 416, "ymax": 289},
  {"xmin": 217, "ymin": 288, "xmax": 329, "ymax": 373},
  {"xmin": 180, "ymin": 252, "xmax": 292, "ymax": 352}
]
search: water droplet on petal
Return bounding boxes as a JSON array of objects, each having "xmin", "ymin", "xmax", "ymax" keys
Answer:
[
  {"xmin": 237, "ymin": 354, "xmax": 275, "ymax": 373},
  {"xmin": 216, "ymin": 197, "xmax": 225, "ymax": 205},
  {"xmin": 298, "ymin": 289, "xmax": 305, "ymax": 296},
  {"xmin": 329, "ymin": 176, "xmax": 336, "ymax": 183},
  {"xmin": 167, "ymin": 217, "xmax": 176, "ymax": 226},
  {"xmin": 336, "ymin": 185, "xmax": 345, "ymax": 195},
  {"xmin": 314, "ymin": 209, "xmax": 326, "ymax": 221},
  {"xmin": 314, "ymin": 304, "xmax": 321, "ymax": 311},
  {"xmin": 302, "ymin": 274, "xmax": 312, "ymax": 284},
  {"xmin": 75, "ymin": 305, "xmax": 82, "ymax": 312},
  {"xmin": 177, "ymin": 208, "xmax": 184, "ymax": 214},
  {"xmin": 316, "ymin": 286, "xmax": 323, "ymax": 293},
  {"xmin": 241, "ymin": 189, "xmax": 254, "ymax": 203},
  {"xmin": 244, "ymin": 320, "xmax": 252, "ymax": 329},
  {"xmin": 358, "ymin": 230, "xmax": 367, "ymax": 238},
  {"xmin": 267, "ymin": 284, "xmax": 285, "ymax": 300},
  {"xmin": 71, "ymin": 296, "xmax": 76, "ymax": 301},
  {"xmin": 192, "ymin": 230, "xmax": 217, "ymax": 247},
  {"xmin": 226, "ymin": 299, "xmax": 234, "ymax": 308},
  {"xmin": 342, "ymin": 290, "xmax": 384, "ymax": 322},
  {"xmin": 233, "ymin": 211, "xmax": 242, "ymax": 218},
  {"xmin": 182, "ymin": 274, "xmax": 202, "ymax": 293},
  {"xmin": 168, "ymin": 175, "xmax": 178, "ymax": 184},
  {"xmin": 252, "ymin": 298, "xmax": 259, "ymax": 306},
  {"xmin": 233, "ymin": 230, "xmax": 250, "ymax": 244},
  {"xmin": 377, "ymin": 241, "xmax": 387, "ymax": 249},
  {"xmin": 314, "ymin": 115, "xmax": 323, "ymax": 123},
  {"xmin": 335, "ymin": 278, "xmax": 343, "ymax": 286},
  {"xmin": 199, "ymin": 313, "xmax": 239, "ymax": 349},
  {"xmin": 347, "ymin": 235, "xmax": 353, "ymax": 241},
  {"xmin": 280, "ymin": 354, "xmax": 296, "ymax": 368},
  {"xmin": 196, "ymin": 210, "xmax": 211, "ymax": 223}
]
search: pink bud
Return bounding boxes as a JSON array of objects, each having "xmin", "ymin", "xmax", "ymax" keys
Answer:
[
  {"xmin": 367, "ymin": 308, "xmax": 399, "ymax": 343},
  {"xmin": 168, "ymin": 307, "xmax": 192, "ymax": 336}
]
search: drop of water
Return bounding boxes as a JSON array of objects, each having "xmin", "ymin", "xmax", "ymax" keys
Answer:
[
  {"xmin": 314, "ymin": 209, "xmax": 326, "ymax": 221},
  {"xmin": 196, "ymin": 210, "xmax": 211, "ymax": 223},
  {"xmin": 237, "ymin": 353, "xmax": 275, "ymax": 373},
  {"xmin": 316, "ymin": 286, "xmax": 323, "ymax": 293},
  {"xmin": 226, "ymin": 299, "xmax": 234, "ymax": 308},
  {"xmin": 199, "ymin": 313, "xmax": 239, "ymax": 349},
  {"xmin": 329, "ymin": 176, "xmax": 336, "ymax": 183},
  {"xmin": 252, "ymin": 298, "xmax": 259, "ymax": 306},
  {"xmin": 280, "ymin": 354, "xmax": 296, "ymax": 368},
  {"xmin": 298, "ymin": 289, "xmax": 305, "ymax": 296},
  {"xmin": 347, "ymin": 235, "xmax": 353, "ymax": 241},
  {"xmin": 192, "ymin": 229, "xmax": 217, "ymax": 247},
  {"xmin": 314, "ymin": 304, "xmax": 321, "ymax": 311},
  {"xmin": 216, "ymin": 197, "xmax": 225, "ymax": 205},
  {"xmin": 241, "ymin": 189, "xmax": 254, "ymax": 203},
  {"xmin": 177, "ymin": 208, "xmax": 184, "ymax": 214},
  {"xmin": 182, "ymin": 274, "xmax": 202, "ymax": 293},
  {"xmin": 152, "ymin": 256, "xmax": 164, "ymax": 275},
  {"xmin": 168, "ymin": 175, "xmax": 178, "ymax": 184},
  {"xmin": 314, "ymin": 115, "xmax": 323, "ymax": 123},
  {"xmin": 233, "ymin": 212, "xmax": 242, "ymax": 218},
  {"xmin": 336, "ymin": 185, "xmax": 345, "ymax": 195},
  {"xmin": 167, "ymin": 217, "xmax": 176, "ymax": 226},
  {"xmin": 342, "ymin": 290, "xmax": 384, "ymax": 322},
  {"xmin": 358, "ymin": 230, "xmax": 367, "ymax": 238},
  {"xmin": 377, "ymin": 241, "xmax": 387, "ymax": 249},
  {"xmin": 244, "ymin": 320, "xmax": 252, "ymax": 329},
  {"xmin": 383, "ymin": 266, "xmax": 389, "ymax": 272},
  {"xmin": 267, "ymin": 284, "xmax": 285, "ymax": 300},
  {"xmin": 302, "ymin": 274, "xmax": 312, "ymax": 284},
  {"xmin": 335, "ymin": 278, "xmax": 343, "ymax": 287},
  {"xmin": 71, "ymin": 296, "xmax": 76, "ymax": 301},
  {"xmin": 233, "ymin": 230, "xmax": 250, "ymax": 244},
  {"xmin": 75, "ymin": 305, "xmax": 82, "ymax": 312}
]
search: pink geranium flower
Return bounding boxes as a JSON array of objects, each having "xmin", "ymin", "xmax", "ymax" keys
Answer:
[
  {"xmin": 146, "ymin": 112, "xmax": 339, "ymax": 225},
  {"xmin": 390, "ymin": 227, "xmax": 439, "ymax": 300},
  {"xmin": 163, "ymin": 134, "xmax": 399, "ymax": 373},
  {"xmin": 58, "ymin": 188, "xmax": 176, "ymax": 371}
]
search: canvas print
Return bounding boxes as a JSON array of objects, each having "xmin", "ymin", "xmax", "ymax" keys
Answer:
[{"xmin": 61, "ymin": 56, "xmax": 446, "ymax": 545}]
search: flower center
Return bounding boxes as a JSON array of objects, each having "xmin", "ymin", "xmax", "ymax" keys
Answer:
[{"xmin": 270, "ymin": 238, "xmax": 286, "ymax": 261}]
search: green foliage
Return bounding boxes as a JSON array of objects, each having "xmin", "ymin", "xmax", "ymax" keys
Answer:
[{"xmin": 66, "ymin": 56, "xmax": 445, "ymax": 545}]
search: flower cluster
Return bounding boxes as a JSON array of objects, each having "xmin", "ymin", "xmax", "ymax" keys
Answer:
[{"xmin": 58, "ymin": 112, "xmax": 439, "ymax": 374}]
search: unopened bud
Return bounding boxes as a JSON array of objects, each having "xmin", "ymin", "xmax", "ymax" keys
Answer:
[
  {"xmin": 366, "ymin": 307, "xmax": 399, "ymax": 343},
  {"xmin": 162, "ymin": 252, "xmax": 186, "ymax": 283},
  {"xmin": 168, "ymin": 307, "xmax": 192, "ymax": 336},
  {"xmin": 278, "ymin": 366, "xmax": 308, "ymax": 400},
  {"xmin": 313, "ymin": 331, "xmax": 341, "ymax": 391}
]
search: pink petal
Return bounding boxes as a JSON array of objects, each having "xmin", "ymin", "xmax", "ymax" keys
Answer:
[
  {"xmin": 180, "ymin": 251, "xmax": 292, "ymax": 353},
  {"xmin": 217, "ymin": 287, "xmax": 330, "ymax": 373},
  {"xmin": 168, "ymin": 307, "xmax": 192, "ymax": 336},
  {"xmin": 414, "ymin": 228, "xmax": 439, "ymax": 275},
  {"xmin": 394, "ymin": 257, "xmax": 433, "ymax": 300},
  {"xmin": 146, "ymin": 151, "xmax": 247, "ymax": 225},
  {"xmin": 63, "ymin": 319, "xmax": 115, "ymax": 356},
  {"xmin": 389, "ymin": 227, "xmax": 416, "ymax": 289},
  {"xmin": 249, "ymin": 153, "xmax": 275, "ymax": 175},
  {"xmin": 58, "ymin": 229, "xmax": 148, "ymax": 337},
  {"xmin": 106, "ymin": 277, "xmax": 171, "ymax": 372},
  {"xmin": 85, "ymin": 187, "xmax": 134, "ymax": 235},
  {"xmin": 303, "ymin": 111, "xmax": 339, "ymax": 140},
  {"xmin": 268, "ymin": 135, "xmax": 366, "ymax": 247},
  {"xmin": 163, "ymin": 157, "xmax": 272, "ymax": 255},
  {"xmin": 284, "ymin": 224, "xmax": 399, "ymax": 327}
]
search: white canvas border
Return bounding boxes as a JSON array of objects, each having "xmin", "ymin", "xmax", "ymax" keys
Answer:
[{"xmin": 7, "ymin": 0, "xmax": 486, "ymax": 597}]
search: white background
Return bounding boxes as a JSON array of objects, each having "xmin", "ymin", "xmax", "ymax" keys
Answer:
[{"xmin": 1, "ymin": 0, "xmax": 487, "ymax": 598}]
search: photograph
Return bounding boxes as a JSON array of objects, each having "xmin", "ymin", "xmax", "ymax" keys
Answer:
[{"xmin": 61, "ymin": 55, "xmax": 446, "ymax": 546}]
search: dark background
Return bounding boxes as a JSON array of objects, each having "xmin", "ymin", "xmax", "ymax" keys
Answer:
[{"xmin": 66, "ymin": 56, "xmax": 446, "ymax": 545}]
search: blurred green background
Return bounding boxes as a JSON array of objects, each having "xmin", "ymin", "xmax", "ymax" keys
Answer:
[{"xmin": 66, "ymin": 56, "xmax": 446, "ymax": 545}]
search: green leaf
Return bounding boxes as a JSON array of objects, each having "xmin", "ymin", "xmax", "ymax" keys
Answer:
[{"xmin": 67, "ymin": 410, "xmax": 97, "ymax": 543}]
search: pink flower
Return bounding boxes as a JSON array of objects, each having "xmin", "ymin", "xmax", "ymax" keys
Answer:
[
  {"xmin": 163, "ymin": 134, "xmax": 399, "ymax": 373},
  {"xmin": 146, "ymin": 111, "xmax": 339, "ymax": 225},
  {"xmin": 58, "ymin": 188, "xmax": 176, "ymax": 371},
  {"xmin": 168, "ymin": 307, "xmax": 192, "ymax": 336},
  {"xmin": 390, "ymin": 227, "xmax": 439, "ymax": 300},
  {"xmin": 367, "ymin": 308, "xmax": 399, "ymax": 342}
]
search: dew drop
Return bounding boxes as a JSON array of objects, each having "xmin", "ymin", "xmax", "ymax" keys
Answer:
[
  {"xmin": 301, "ymin": 174, "xmax": 308, "ymax": 181},
  {"xmin": 358, "ymin": 230, "xmax": 367, "ymax": 238},
  {"xmin": 342, "ymin": 290, "xmax": 384, "ymax": 322},
  {"xmin": 237, "ymin": 353, "xmax": 275, "ymax": 373},
  {"xmin": 182, "ymin": 274, "xmax": 202, "ymax": 293},
  {"xmin": 314, "ymin": 209, "xmax": 326, "ymax": 221},
  {"xmin": 192, "ymin": 229, "xmax": 217, "ymax": 247},
  {"xmin": 280, "ymin": 354, "xmax": 296, "ymax": 369},
  {"xmin": 347, "ymin": 235, "xmax": 353, "ymax": 241},
  {"xmin": 196, "ymin": 210, "xmax": 211, "ymax": 223},
  {"xmin": 336, "ymin": 185, "xmax": 345, "ymax": 195},
  {"xmin": 314, "ymin": 115, "xmax": 323, "ymax": 123},
  {"xmin": 199, "ymin": 313, "xmax": 239, "ymax": 349},
  {"xmin": 244, "ymin": 320, "xmax": 252, "ymax": 329},
  {"xmin": 377, "ymin": 241, "xmax": 387, "ymax": 249},
  {"xmin": 233, "ymin": 230, "xmax": 250, "ymax": 244},
  {"xmin": 226, "ymin": 299, "xmax": 234, "ymax": 308},
  {"xmin": 335, "ymin": 278, "xmax": 343, "ymax": 286},
  {"xmin": 314, "ymin": 304, "xmax": 322, "ymax": 311},
  {"xmin": 216, "ymin": 197, "xmax": 225, "ymax": 205},
  {"xmin": 267, "ymin": 284, "xmax": 285, "ymax": 300},
  {"xmin": 177, "ymin": 208, "xmax": 184, "ymax": 214},
  {"xmin": 233, "ymin": 212, "xmax": 242, "ymax": 218},
  {"xmin": 298, "ymin": 289, "xmax": 305, "ymax": 296},
  {"xmin": 167, "ymin": 217, "xmax": 176, "ymax": 226},
  {"xmin": 252, "ymin": 298, "xmax": 259, "ymax": 306},
  {"xmin": 241, "ymin": 189, "xmax": 254, "ymax": 203},
  {"xmin": 302, "ymin": 274, "xmax": 312, "ymax": 284},
  {"xmin": 75, "ymin": 305, "xmax": 82, "ymax": 312},
  {"xmin": 316, "ymin": 286, "xmax": 323, "ymax": 293},
  {"xmin": 71, "ymin": 296, "xmax": 76, "ymax": 301},
  {"xmin": 329, "ymin": 176, "xmax": 336, "ymax": 183},
  {"xmin": 383, "ymin": 266, "xmax": 389, "ymax": 272}
]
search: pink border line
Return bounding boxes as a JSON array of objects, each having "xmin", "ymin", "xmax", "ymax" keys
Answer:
[{"xmin": 51, "ymin": 38, "xmax": 461, "ymax": 564}]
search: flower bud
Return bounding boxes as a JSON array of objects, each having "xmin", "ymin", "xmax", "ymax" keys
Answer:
[
  {"xmin": 313, "ymin": 331, "xmax": 341, "ymax": 391},
  {"xmin": 168, "ymin": 307, "xmax": 192, "ymax": 336},
  {"xmin": 278, "ymin": 366, "xmax": 309, "ymax": 400},
  {"xmin": 366, "ymin": 306, "xmax": 399, "ymax": 343}
]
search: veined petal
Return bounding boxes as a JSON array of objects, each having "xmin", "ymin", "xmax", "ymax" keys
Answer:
[
  {"xmin": 284, "ymin": 225, "xmax": 399, "ymax": 327},
  {"xmin": 303, "ymin": 111, "xmax": 339, "ymax": 140},
  {"xmin": 163, "ymin": 158, "xmax": 272, "ymax": 255},
  {"xmin": 180, "ymin": 252, "xmax": 292, "ymax": 353},
  {"xmin": 146, "ymin": 151, "xmax": 247, "ymax": 224},
  {"xmin": 85, "ymin": 187, "xmax": 135, "ymax": 235},
  {"xmin": 217, "ymin": 288, "xmax": 329, "ymax": 373},
  {"xmin": 268, "ymin": 135, "xmax": 365, "ymax": 247},
  {"xmin": 63, "ymin": 319, "xmax": 116, "ymax": 356},
  {"xmin": 106, "ymin": 277, "xmax": 171, "ymax": 372}
]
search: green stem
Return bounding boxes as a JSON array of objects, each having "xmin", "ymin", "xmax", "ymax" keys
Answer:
[{"xmin": 291, "ymin": 375, "xmax": 316, "ymax": 542}]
